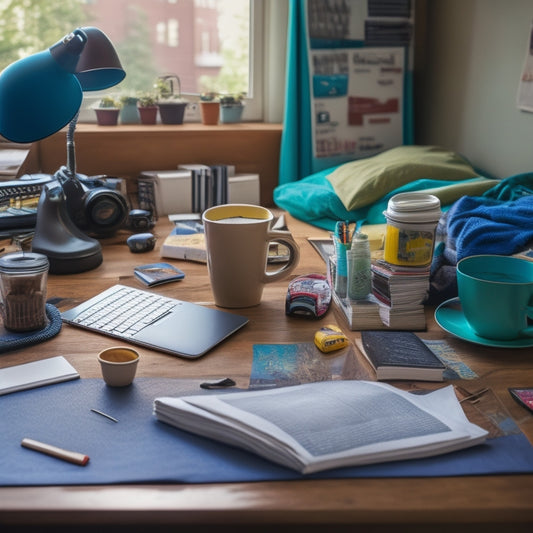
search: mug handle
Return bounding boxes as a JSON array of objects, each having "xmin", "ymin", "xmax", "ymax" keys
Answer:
[
  {"xmin": 262, "ymin": 230, "xmax": 300, "ymax": 284},
  {"xmin": 523, "ymin": 304, "xmax": 533, "ymax": 337}
]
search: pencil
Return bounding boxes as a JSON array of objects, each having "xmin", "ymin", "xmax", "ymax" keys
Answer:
[{"xmin": 21, "ymin": 438, "xmax": 90, "ymax": 466}]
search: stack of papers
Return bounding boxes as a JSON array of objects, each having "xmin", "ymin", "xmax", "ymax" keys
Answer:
[
  {"xmin": 332, "ymin": 291, "xmax": 385, "ymax": 330},
  {"xmin": 154, "ymin": 380, "xmax": 487, "ymax": 474},
  {"xmin": 377, "ymin": 303, "xmax": 427, "ymax": 330},
  {"xmin": 372, "ymin": 260, "xmax": 430, "ymax": 330}
]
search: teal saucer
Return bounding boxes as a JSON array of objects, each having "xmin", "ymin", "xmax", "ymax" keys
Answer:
[{"xmin": 434, "ymin": 297, "xmax": 533, "ymax": 349}]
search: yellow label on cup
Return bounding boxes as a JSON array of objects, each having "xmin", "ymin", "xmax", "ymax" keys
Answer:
[
  {"xmin": 384, "ymin": 225, "xmax": 435, "ymax": 266},
  {"xmin": 383, "ymin": 192, "xmax": 441, "ymax": 267}
]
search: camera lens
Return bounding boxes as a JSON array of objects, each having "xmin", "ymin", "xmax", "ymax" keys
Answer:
[{"xmin": 86, "ymin": 190, "xmax": 128, "ymax": 233}]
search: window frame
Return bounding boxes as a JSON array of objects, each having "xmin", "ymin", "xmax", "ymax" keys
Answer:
[{"xmin": 78, "ymin": 0, "xmax": 273, "ymax": 123}]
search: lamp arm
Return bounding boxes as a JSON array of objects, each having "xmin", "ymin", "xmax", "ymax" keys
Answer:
[{"xmin": 66, "ymin": 111, "xmax": 79, "ymax": 177}]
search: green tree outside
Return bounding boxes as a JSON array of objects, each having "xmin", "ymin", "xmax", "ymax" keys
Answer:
[
  {"xmin": 0, "ymin": 0, "xmax": 86, "ymax": 69},
  {"xmin": 199, "ymin": 0, "xmax": 249, "ymax": 95},
  {"xmin": 113, "ymin": 4, "xmax": 159, "ymax": 92},
  {"xmin": 0, "ymin": 0, "xmax": 249, "ymax": 97}
]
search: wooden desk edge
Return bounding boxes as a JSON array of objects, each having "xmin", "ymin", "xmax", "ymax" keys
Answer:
[{"xmin": 1, "ymin": 476, "xmax": 533, "ymax": 529}]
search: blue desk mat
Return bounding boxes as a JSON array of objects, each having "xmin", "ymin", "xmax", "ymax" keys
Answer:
[{"xmin": 1, "ymin": 378, "xmax": 533, "ymax": 486}]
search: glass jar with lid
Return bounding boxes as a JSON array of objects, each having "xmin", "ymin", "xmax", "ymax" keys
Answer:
[{"xmin": 0, "ymin": 252, "xmax": 49, "ymax": 332}]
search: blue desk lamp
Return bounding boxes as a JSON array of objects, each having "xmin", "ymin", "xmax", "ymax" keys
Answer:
[
  {"xmin": 53, "ymin": 27, "xmax": 129, "ymax": 244},
  {"xmin": 0, "ymin": 27, "xmax": 126, "ymax": 274}
]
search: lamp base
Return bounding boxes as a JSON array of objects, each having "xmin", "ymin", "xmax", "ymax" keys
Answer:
[
  {"xmin": 31, "ymin": 180, "xmax": 103, "ymax": 275},
  {"xmin": 41, "ymin": 247, "xmax": 103, "ymax": 275}
]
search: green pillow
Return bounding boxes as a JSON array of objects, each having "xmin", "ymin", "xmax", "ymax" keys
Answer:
[{"xmin": 326, "ymin": 145, "xmax": 479, "ymax": 211}]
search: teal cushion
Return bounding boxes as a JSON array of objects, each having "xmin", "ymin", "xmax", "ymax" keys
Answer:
[{"xmin": 326, "ymin": 145, "xmax": 479, "ymax": 211}]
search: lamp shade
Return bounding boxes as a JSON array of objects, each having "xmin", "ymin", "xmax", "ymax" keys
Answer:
[
  {"xmin": 74, "ymin": 27, "xmax": 126, "ymax": 91},
  {"xmin": 0, "ymin": 30, "xmax": 87, "ymax": 143}
]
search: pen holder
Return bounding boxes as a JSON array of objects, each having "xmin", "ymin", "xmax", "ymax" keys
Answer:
[
  {"xmin": 347, "ymin": 233, "xmax": 372, "ymax": 300},
  {"xmin": 333, "ymin": 236, "xmax": 350, "ymax": 297}
]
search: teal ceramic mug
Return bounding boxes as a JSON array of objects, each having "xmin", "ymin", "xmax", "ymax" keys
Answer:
[{"xmin": 456, "ymin": 255, "xmax": 533, "ymax": 340}]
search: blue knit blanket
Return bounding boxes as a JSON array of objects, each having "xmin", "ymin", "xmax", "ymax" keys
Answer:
[
  {"xmin": 444, "ymin": 194, "xmax": 533, "ymax": 264},
  {"xmin": 428, "ymin": 173, "xmax": 533, "ymax": 304}
]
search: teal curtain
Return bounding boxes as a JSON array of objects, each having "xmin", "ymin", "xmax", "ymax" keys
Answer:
[
  {"xmin": 278, "ymin": 0, "xmax": 414, "ymax": 186},
  {"xmin": 278, "ymin": 0, "xmax": 312, "ymax": 185}
]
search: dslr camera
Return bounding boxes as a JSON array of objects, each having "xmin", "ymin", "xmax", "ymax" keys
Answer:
[{"xmin": 59, "ymin": 170, "xmax": 130, "ymax": 237}]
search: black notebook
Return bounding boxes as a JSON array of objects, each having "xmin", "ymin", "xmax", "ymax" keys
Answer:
[{"xmin": 358, "ymin": 331, "xmax": 446, "ymax": 382}]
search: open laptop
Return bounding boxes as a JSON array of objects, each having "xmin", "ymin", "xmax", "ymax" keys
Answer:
[{"xmin": 61, "ymin": 284, "xmax": 248, "ymax": 359}]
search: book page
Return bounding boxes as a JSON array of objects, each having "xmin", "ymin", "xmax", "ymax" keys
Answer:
[{"xmin": 221, "ymin": 381, "xmax": 450, "ymax": 456}]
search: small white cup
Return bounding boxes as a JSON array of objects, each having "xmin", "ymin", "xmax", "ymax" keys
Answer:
[{"xmin": 98, "ymin": 346, "xmax": 139, "ymax": 387}]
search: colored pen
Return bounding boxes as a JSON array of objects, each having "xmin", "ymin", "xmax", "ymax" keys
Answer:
[
  {"xmin": 335, "ymin": 220, "xmax": 349, "ymax": 244},
  {"xmin": 21, "ymin": 438, "xmax": 90, "ymax": 466}
]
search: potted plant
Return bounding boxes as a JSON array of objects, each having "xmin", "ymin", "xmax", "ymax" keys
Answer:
[
  {"xmin": 199, "ymin": 92, "xmax": 220, "ymax": 125},
  {"xmin": 155, "ymin": 75, "xmax": 188, "ymax": 125},
  {"xmin": 137, "ymin": 93, "xmax": 158, "ymax": 125},
  {"xmin": 219, "ymin": 93, "xmax": 245, "ymax": 123},
  {"xmin": 119, "ymin": 95, "xmax": 140, "ymax": 124},
  {"xmin": 94, "ymin": 96, "xmax": 121, "ymax": 126}
]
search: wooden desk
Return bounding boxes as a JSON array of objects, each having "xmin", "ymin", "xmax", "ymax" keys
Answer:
[{"xmin": 1, "ymin": 214, "xmax": 532, "ymax": 533}]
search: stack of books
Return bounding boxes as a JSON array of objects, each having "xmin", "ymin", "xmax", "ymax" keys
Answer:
[
  {"xmin": 137, "ymin": 164, "xmax": 260, "ymax": 217},
  {"xmin": 371, "ymin": 260, "xmax": 430, "ymax": 330},
  {"xmin": 328, "ymin": 251, "xmax": 429, "ymax": 331},
  {"xmin": 160, "ymin": 214, "xmax": 206, "ymax": 263}
]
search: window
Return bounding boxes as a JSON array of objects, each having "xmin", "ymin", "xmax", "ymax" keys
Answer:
[
  {"xmin": 0, "ymin": 0, "xmax": 277, "ymax": 122},
  {"xmin": 156, "ymin": 22, "xmax": 166, "ymax": 45},
  {"xmin": 167, "ymin": 18, "xmax": 179, "ymax": 47}
]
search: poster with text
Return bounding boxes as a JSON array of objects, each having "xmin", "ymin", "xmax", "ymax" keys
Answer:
[{"xmin": 310, "ymin": 47, "xmax": 405, "ymax": 160}]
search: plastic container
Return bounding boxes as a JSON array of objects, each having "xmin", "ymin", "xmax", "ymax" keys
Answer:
[
  {"xmin": 0, "ymin": 252, "xmax": 49, "ymax": 331},
  {"xmin": 383, "ymin": 193, "xmax": 441, "ymax": 267}
]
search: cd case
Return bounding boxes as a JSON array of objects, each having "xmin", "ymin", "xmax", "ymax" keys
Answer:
[{"xmin": 134, "ymin": 262, "xmax": 185, "ymax": 287}]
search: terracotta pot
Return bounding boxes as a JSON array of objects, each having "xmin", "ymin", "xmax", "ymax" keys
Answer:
[
  {"xmin": 158, "ymin": 102, "xmax": 187, "ymax": 124},
  {"xmin": 138, "ymin": 106, "xmax": 158, "ymax": 125},
  {"xmin": 95, "ymin": 108, "xmax": 119, "ymax": 126},
  {"xmin": 200, "ymin": 101, "xmax": 220, "ymax": 125}
]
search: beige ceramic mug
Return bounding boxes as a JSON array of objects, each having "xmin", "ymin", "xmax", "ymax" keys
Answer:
[{"xmin": 202, "ymin": 204, "xmax": 300, "ymax": 307}]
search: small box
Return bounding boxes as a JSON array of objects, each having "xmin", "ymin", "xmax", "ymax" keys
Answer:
[
  {"xmin": 138, "ymin": 170, "xmax": 192, "ymax": 216},
  {"xmin": 228, "ymin": 174, "xmax": 260, "ymax": 205}
]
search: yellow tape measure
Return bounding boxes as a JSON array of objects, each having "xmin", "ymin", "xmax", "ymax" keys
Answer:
[{"xmin": 314, "ymin": 325, "xmax": 349, "ymax": 353}]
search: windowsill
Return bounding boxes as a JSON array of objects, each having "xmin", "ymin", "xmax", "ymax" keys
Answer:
[
  {"xmin": 34, "ymin": 122, "xmax": 283, "ymax": 206},
  {"xmin": 72, "ymin": 122, "xmax": 282, "ymax": 133}
]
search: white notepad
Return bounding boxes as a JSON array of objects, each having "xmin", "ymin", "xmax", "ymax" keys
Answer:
[{"xmin": 0, "ymin": 356, "xmax": 80, "ymax": 396}]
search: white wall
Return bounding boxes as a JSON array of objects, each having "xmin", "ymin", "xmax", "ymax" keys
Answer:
[
  {"xmin": 263, "ymin": 0, "xmax": 288, "ymax": 123},
  {"xmin": 416, "ymin": 0, "xmax": 533, "ymax": 177}
]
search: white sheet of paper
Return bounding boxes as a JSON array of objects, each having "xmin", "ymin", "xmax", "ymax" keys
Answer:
[{"xmin": 0, "ymin": 356, "xmax": 79, "ymax": 396}]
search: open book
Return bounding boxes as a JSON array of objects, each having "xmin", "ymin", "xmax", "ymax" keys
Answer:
[{"xmin": 154, "ymin": 380, "xmax": 487, "ymax": 474}]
